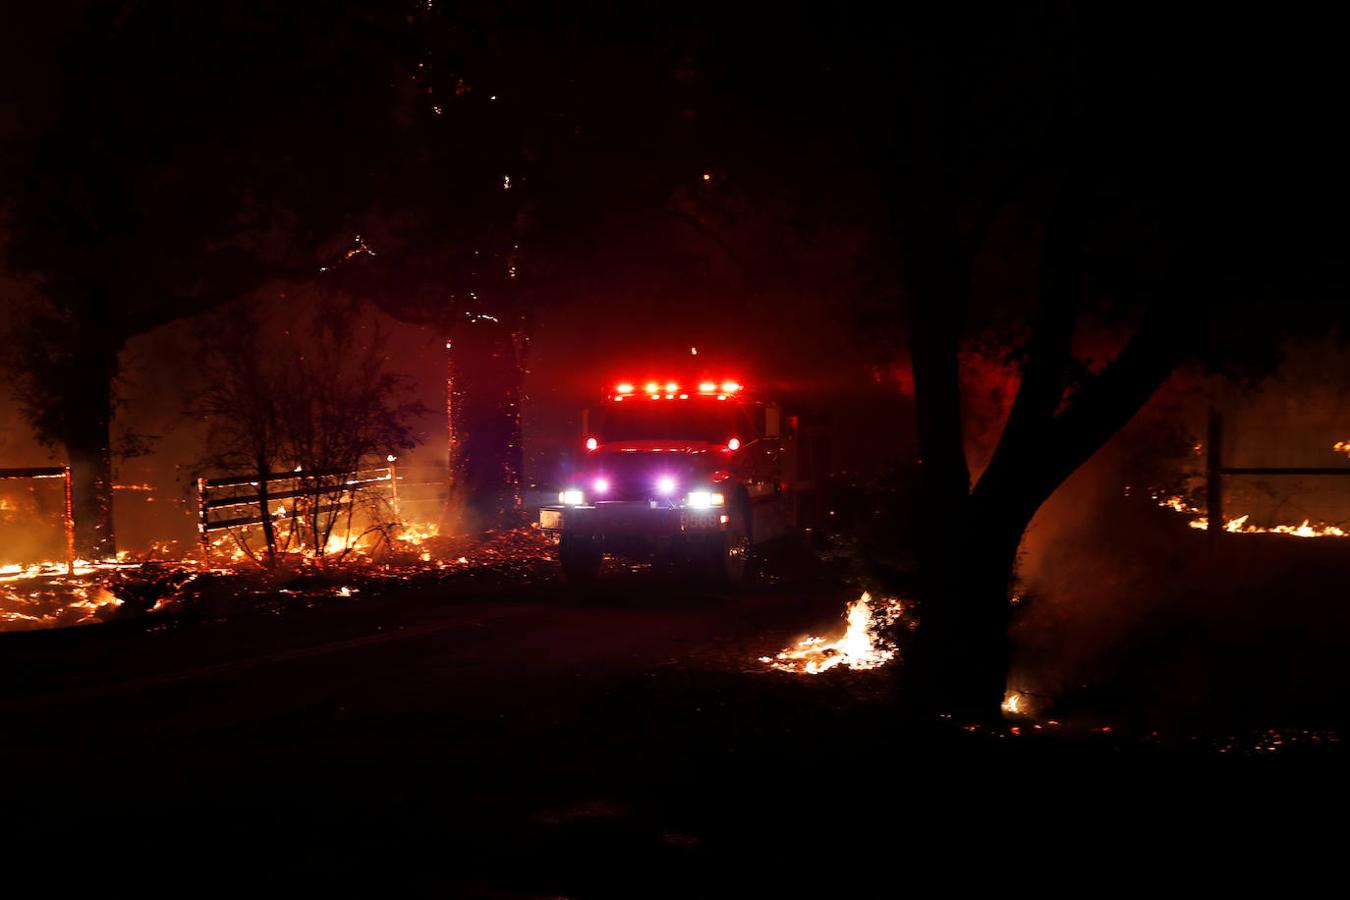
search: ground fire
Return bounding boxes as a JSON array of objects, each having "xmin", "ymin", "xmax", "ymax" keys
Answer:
[
  {"xmin": 0, "ymin": 522, "xmax": 554, "ymax": 633},
  {"xmin": 760, "ymin": 591, "xmax": 904, "ymax": 675},
  {"xmin": 1155, "ymin": 494, "xmax": 1350, "ymax": 538}
]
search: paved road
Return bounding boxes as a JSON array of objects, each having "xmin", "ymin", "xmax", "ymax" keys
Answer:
[
  {"xmin": 4, "ymin": 571, "xmax": 1341, "ymax": 893},
  {"xmin": 1, "ymin": 574, "xmax": 842, "ymax": 721},
  {"xmin": 2, "ymin": 572, "xmax": 870, "ymax": 890}
]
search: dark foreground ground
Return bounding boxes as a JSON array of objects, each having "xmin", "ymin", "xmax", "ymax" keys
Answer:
[{"xmin": 3, "ymin": 559, "xmax": 1348, "ymax": 894}]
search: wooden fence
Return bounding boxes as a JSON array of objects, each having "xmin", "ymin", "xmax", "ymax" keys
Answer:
[{"xmin": 196, "ymin": 461, "xmax": 448, "ymax": 562}]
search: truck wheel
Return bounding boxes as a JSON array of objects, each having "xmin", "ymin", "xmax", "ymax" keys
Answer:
[
  {"xmin": 559, "ymin": 534, "xmax": 603, "ymax": 583},
  {"xmin": 718, "ymin": 501, "xmax": 751, "ymax": 585}
]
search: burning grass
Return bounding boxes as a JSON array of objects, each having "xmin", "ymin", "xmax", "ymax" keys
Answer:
[
  {"xmin": 0, "ymin": 524, "xmax": 557, "ymax": 633},
  {"xmin": 0, "ymin": 569, "xmax": 124, "ymax": 629},
  {"xmin": 760, "ymin": 591, "xmax": 905, "ymax": 674},
  {"xmin": 1154, "ymin": 493, "xmax": 1350, "ymax": 538}
]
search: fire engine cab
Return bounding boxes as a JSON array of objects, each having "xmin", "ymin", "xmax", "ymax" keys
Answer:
[{"xmin": 539, "ymin": 379, "xmax": 819, "ymax": 582}]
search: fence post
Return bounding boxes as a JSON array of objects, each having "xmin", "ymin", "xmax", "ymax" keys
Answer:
[
  {"xmin": 387, "ymin": 456, "xmax": 401, "ymax": 525},
  {"xmin": 1207, "ymin": 408, "xmax": 1224, "ymax": 548},
  {"xmin": 63, "ymin": 466, "xmax": 76, "ymax": 575},
  {"xmin": 197, "ymin": 476, "xmax": 210, "ymax": 566}
]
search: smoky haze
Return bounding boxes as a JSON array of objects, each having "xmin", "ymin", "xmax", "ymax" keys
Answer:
[{"xmin": 1008, "ymin": 337, "xmax": 1350, "ymax": 728}]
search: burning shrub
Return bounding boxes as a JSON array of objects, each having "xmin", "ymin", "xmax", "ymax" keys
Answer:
[{"xmin": 191, "ymin": 296, "xmax": 427, "ymax": 566}]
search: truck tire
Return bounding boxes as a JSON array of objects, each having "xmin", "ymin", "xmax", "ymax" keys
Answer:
[
  {"xmin": 559, "ymin": 534, "xmax": 603, "ymax": 583},
  {"xmin": 716, "ymin": 498, "xmax": 751, "ymax": 585}
]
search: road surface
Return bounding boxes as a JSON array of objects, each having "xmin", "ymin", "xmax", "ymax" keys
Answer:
[
  {"xmin": 1, "ymin": 568, "xmax": 1343, "ymax": 893},
  {"xmin": 1, "ymin": 571, "xmax": 876, "ymax": 890}
]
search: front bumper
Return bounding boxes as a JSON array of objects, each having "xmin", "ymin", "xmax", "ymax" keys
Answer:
[{"xmin": 539, "ymin": 501, "xmax": 726, "ymax": 539}]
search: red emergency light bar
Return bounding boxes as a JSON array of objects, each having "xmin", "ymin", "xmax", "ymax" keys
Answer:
[{"xmin": 611, "ymin": 380, "xmax": 742, "ymax": 400}]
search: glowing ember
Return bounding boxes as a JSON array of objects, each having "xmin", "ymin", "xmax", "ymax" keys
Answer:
[
  {"xmin": 761, "ymin": 592, "xmax": 903, "ymax": 674},
  {"xmin": 1, "ymin": 563, "xmax": 124, "ymax": 630}
]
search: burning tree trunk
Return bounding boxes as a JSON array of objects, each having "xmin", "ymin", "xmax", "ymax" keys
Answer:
[{"xmin": 445, "ymin": 315, "xmax": 527, "ymax": 532}]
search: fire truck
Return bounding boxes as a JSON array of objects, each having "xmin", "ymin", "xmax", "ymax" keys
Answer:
[{"xmin": 538, "ymin": 379, "xmax": 821, "ymax": 582}]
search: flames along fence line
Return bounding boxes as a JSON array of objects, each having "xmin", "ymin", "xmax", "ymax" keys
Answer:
[
  {"xmin": 197, "ymin": 461, "xmax": 449, "ymax": 564},
  {"xmin": 1, "ymin": 457, "xmax": 447, "ymax": 575},
  {"xmin": 1169, "ymin": 409, "xmax": 1350, "ymax": 540}
]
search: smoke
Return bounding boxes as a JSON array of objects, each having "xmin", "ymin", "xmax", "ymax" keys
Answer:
[
  {"xmin": 1008, "ymin": 338, "xmax": 1350, "ymax": 729},
  {"xmin": 0, "ymin": 288, "xmax": 451, "ymax": 561}
]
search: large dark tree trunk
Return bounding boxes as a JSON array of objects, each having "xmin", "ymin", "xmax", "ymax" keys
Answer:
[
  {"xmin": 63, "ymin": 352, "xmax": 118, "ymax": 560},
  {"xmin": 445, "ymin": 316, "xmax": 526, "ymax": 532},
  {"xmin": 903, "ymin": 504, "xmax": 1028, "ymax": 722}
]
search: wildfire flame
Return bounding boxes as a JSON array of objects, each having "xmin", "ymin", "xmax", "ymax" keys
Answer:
[
  {"xmin": 1155, "ymin": 494, "xmax": 1349, "ymax": 538},
  {"xmin": 761, "ymin": 592, "xmax": 903, "ymax": 674},
  {"xmin": 395, "ymin": 521, "xmax": 440, "ymax": 546},
  {"xmin": 2, "ymin": 523, "xmax": 551, "ymax": 633}
]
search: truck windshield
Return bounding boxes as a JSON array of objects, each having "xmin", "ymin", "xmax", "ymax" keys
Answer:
[{"xmin": 596, "ymin": 402, "xmax": 740, "ymax": 443}]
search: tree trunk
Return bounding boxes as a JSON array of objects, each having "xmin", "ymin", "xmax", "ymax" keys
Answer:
[
  {"xmin": 444, "ymin": 316, "xmax": 526, "ymax": 532},
  {"xmin": 255, "ymin": 460, "xmax": 277, "ymax": 566},
  {"xmin": 903, "ymin": 507, "xmax": 1027, "ymax": 723},
  {"xmin": 64, "ymin": 361, "xmax": 117, "ymax": 560}
]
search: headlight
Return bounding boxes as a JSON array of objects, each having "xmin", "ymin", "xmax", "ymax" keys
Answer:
[
  {"xmin": 560, "ymin": 489, "xmax": 585, "ymax": 505},
  {"xmin": 686, "ymin": 490, "xmax": 725, "ymax": 509}
]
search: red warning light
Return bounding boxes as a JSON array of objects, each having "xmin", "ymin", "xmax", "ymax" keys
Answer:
[{"xmin": 585, "ymin": 437, "xmax": 598, "ymax": 451}]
